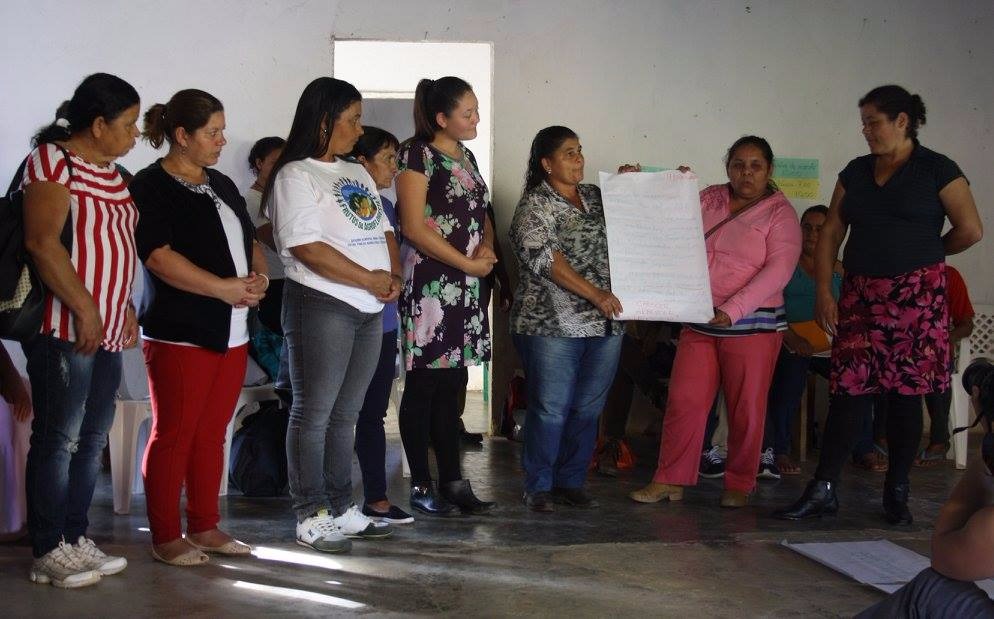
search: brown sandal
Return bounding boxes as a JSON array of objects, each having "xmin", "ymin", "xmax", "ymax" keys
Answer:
[{"xmin": 853, "ymin": 452, "xmax": 887, "ymax": 472}]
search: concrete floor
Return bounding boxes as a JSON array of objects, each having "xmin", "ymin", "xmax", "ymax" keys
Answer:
[{"xmin": 0, "ymin": 398, "xmax": 968, "ymax": 617}]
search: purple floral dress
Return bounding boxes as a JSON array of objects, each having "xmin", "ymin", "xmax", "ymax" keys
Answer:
[{"xmin": 397, "ymin": 140, "xmax": 491, "ymax": 370}]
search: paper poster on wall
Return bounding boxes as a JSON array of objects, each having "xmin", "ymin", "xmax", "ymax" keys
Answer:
[
  {"xmin": 773, "ymin": 157, "xmax": 820, "ymax": 199},
  {"xmin": 599, "ymin": 171, "xmax": 713, "ymax": 322}
]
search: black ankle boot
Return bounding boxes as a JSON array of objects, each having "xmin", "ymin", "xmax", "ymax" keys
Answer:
[
  {"xmin": 773, "ymin": 479, "xmax": 839, "ymax": 520},
  {"xmin": 883, "ymin": 482, "xmax": 913, "ymax": 525},
  {"xmin": 440, "ymin": 479, "xmax": 496, "ymax": 514},
  {"xmin": 409, "ymin": 483, "xmax": 455, "ymax": 515}
]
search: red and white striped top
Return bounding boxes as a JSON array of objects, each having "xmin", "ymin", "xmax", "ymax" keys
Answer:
[{"xmin": 21, "ymin": 144, "xmax": 138, "ymax": 352}]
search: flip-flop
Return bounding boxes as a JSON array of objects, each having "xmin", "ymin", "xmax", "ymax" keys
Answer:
[
  {"xmin": 914, "ymin": 445, "xmax": 947, "ymax": 467},
  {"xmin": 151, "ymin": 546, "xmax": 209, "ymax": 566}
]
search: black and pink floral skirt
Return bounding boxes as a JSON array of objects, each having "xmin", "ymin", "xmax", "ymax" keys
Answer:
[{"xmin": 830, "ymin": 262, "xmax": 950, "ymax": 396}]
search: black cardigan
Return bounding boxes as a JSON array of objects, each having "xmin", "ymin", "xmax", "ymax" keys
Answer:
[{"xmin": 130, "ymin": 160, "xmax": 255, "ymax": 352}]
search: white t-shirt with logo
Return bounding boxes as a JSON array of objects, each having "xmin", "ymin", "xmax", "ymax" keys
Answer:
[{"xmin": 271, "ymin": 158, "xmax": 393, "ymax": 312}]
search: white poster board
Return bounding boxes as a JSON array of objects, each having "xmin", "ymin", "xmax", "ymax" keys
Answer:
[
  {"xmin": 783, "ymin": 539, "xmax": 994, "ymax": 598},
  {"xmin": 599, "ymin": 171, "xmax": 713, "ymax": 322}
]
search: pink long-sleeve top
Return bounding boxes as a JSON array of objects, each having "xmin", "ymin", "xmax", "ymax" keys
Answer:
[{"xmin": 700, "ymin": 184, "xmax": 802, "ymax": 325}]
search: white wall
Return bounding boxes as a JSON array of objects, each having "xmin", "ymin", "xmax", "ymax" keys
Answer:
[{"xmin": 2, "ymin": 0, "xmax": 991, "ymax": 295}]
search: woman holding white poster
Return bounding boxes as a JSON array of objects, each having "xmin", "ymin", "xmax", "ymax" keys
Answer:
[
  {"xmin": 630, "ymin": 135, "xmax": 801, "ymax": 508},
  {"xmin": 510, "ymin": 125, "xmax": 625, "ymax": 512}
]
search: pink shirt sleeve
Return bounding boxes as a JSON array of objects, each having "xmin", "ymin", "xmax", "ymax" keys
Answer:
[{"xmin": 717, "ymin": 200, "xmax": 802, "ymax": 324}]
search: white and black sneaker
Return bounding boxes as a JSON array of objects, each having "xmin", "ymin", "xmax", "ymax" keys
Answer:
[
  {"xmin": 73, "ymin": 536, "xmax": 127, "ymax": 576},
  {"xmin": 30, "ymin": 540, "xmax": 101, "ymax": 588},
  {"xmin": 757, "ymin": 448, "xmax": 782, "ymax": 480},
  {"xmin": 699, "ymin": 445, "xmax": 726, "ymax": 479},
  {"xmin": 334, "ymin": 504, "xmax": 392, "ymax": 539},
  {"xmin": 296, "ymin": 510, "xmax": 352, "ymax": 553}
]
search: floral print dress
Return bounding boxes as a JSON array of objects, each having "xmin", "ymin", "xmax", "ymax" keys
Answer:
[{"xmin": 397, "ymin": 140, "xmax": 491, "ymax": 370}]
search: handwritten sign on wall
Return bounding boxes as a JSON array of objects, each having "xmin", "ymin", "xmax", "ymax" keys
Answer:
[{"xmin": 773, "ymin": 157, "xmax": 820, "ymax": 200}]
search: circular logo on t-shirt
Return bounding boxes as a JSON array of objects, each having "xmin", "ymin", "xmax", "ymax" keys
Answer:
[{"xmin": 333, "ymin": 178, "xmax": 380, "ymax": 231}]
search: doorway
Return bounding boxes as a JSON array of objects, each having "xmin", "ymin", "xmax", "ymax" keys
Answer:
[{"xmin": 333, "ymin": 40, "xmax": 495, "ymax": 435}]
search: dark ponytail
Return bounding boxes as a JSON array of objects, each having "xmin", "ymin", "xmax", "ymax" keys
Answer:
[
  {"xmin": 859, "ymin": 85, "xmax": 927, "ymax": 140},
  {"xmin": 411, "ymin": 76, "xmax": 473, "ymax": 142},
  {"xmin": 142, "ymin": 89, "xmax": 224, "ymax": 150},
  {"xmin": 523, "ymin": 126, "xmax": 578, "ymax": 193},
  {"xmin": 32, "ymin": 73, "xmax": 139, "ymax": 146}
]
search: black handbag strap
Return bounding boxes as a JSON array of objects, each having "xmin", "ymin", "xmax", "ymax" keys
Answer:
[{"xmin": 704, "ymin": 187, "xmax": 773, "ymax": 240}]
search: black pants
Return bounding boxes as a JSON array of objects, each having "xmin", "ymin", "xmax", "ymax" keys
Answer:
[
  {"xmin": 354, "ymin": 330, "xmax": 397, "ymax": 504},
  {"xmin": 924, "ymin": 388, "xmax": 953, "ymax": 445},
  {"xmin": 815, "ymin": 392, "xmax": 923, "ymax": 486},
  {"xmin": 399, "ymin": 367, "xmax": 468, "ymax": 485}
]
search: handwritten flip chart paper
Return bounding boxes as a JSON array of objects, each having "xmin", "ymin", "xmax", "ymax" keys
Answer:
[
  {"xmin": 783, "ymin": 539, "xmax": 994, "ymax": 599},
  {"xmin": 599, "ymin": 171, "xmax": 713, "ymax": 322},
  {"xmin": 773, "ymin": 157, "xmax": 820, "ymax": 199}
]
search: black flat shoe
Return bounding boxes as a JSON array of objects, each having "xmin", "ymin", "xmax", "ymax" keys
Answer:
[
  {"xmin": 773, "ymin": 479, "xmax": 838, "ymax": 520},
  {"xmin": 883, "ymin": 482, "xmax": 913, "ymax": 526},
  {"xmin": 409, "ymin": 483, "xmax": 455, "ymax": 515},
  {"xmin": 440, "ymin": 479, "xmax": 496, "ymax": 514},
  {"xmin": 551, "ymin": 487, "xmax": 599, "ymax": 508}
]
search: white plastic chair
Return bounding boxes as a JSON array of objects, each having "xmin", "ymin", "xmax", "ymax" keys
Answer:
[
  {"xmin": 949, "ymin": 304, "xmax": 994, "ymax": 469},
  {"xmin": 108, "ymin": 348, "xmax": 275, "ymax": 514},
  {"xmin": 0, "ymin": 378, "xmax": 31, "ymax": 535}
]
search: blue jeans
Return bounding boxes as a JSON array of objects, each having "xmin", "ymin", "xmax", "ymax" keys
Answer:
[
  {"xmin": 763, "ymin": 348, "xmax": 830, "ymax": 455},
  {"xmin": 514, "ymin": 334, "xmax": 622, "ymax": 493},
  {"xmin": 23, "ymin": 335, "xmax": 121, "ymax": 557},
  {"xmin": 283, "ymin": 280, "xmax": 382, "ymax": 520},
  {"xmin": 355, "ymin": 329, "xmax": 397, "ymax": 504}
]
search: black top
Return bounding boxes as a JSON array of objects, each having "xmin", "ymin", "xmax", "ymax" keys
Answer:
[
  {"xmin": 130, "ymin": 160, "xmax": 255, "ymax": 352},
  {"xmin": 839, "ymin": 144, "xmax": 965, "ymax": 277}
]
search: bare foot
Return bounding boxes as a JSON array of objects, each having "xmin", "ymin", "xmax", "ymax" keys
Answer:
[
  {"xmin": 854, "ymin": 452, "xmax": 888, "ymax": 472},
  {"xmin": 776, "ymin": 454, "xmax": 801, "ymax": 475},
  {"xmin": 154, "ymin": 538, "xmax": 200, "ymax": 562},
  {"xmin": 187, "ymin": 528, "xmax": 235, "ymax": 549}
]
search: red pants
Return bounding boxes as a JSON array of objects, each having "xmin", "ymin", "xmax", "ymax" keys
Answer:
[
  {"xmin": 653, "ymin": 329, "xmax": 781, "ymax": 493},
  {"xmin": 141, "ymin": 341, "xmax": 247, "ymax": 545}
]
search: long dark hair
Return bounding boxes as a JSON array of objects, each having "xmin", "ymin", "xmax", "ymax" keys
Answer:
[
  {"xmin": 261, "ymin": 77, "xmax": 362, "ymax": 210},
  {"xmin": 142, "ymin": 89, "xmax": 224, "ymax": 149},
  {"xmin": 523, "ymin": 126, "xmax": 579, "ymax": 192},
  {"xmin": 411, "ymin": 76, "xmax": 473, "ymax": 143},
  {"xmin": 725, "ymin": 135, "xmax": 779, "ymax": 193},
  {"xmin": 348, "ymin": 126, "xmax": 400, "ymax": 161},
  {"xmin": 859, "ymin": 85, "xmax": 927, "ymax": 141},
  {"xmin": 32, "ymin": 73, "xmax": 139, "ymax": 146}
]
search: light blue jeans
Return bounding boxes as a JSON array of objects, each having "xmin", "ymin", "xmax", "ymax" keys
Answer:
[
  {"xmin": 283, "ymin": 280, "xmax": 382, "ymax": 520},
  {"xmin": 514, "ymin": 333, "xmax": 623, "ymax": 493}
]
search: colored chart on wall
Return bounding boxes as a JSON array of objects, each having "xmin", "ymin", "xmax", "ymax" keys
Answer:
[{"xmin": 773, "ymin": 158, "xmax": 820, "ymax": 199}]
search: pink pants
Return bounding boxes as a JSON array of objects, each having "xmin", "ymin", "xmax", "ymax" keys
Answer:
[{"xmin": 652, "ymin": 329, "xmax": 782, "ymax": 493}]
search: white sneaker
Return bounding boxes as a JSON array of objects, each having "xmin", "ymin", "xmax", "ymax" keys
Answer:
[
  {"xmin": 30, "ymin": 541, "xmax": 101, "ymax": 588},
  {"xmin": 333, "ymin": 504, "xmax": 392, "ymax": 539},
  {"xmin": 296, "ymin": 510, "xmax": 352, "ymax": 553},
  {"xmin": 73, "ymin": 536, "xmax": 127, "ymax": 576}
]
